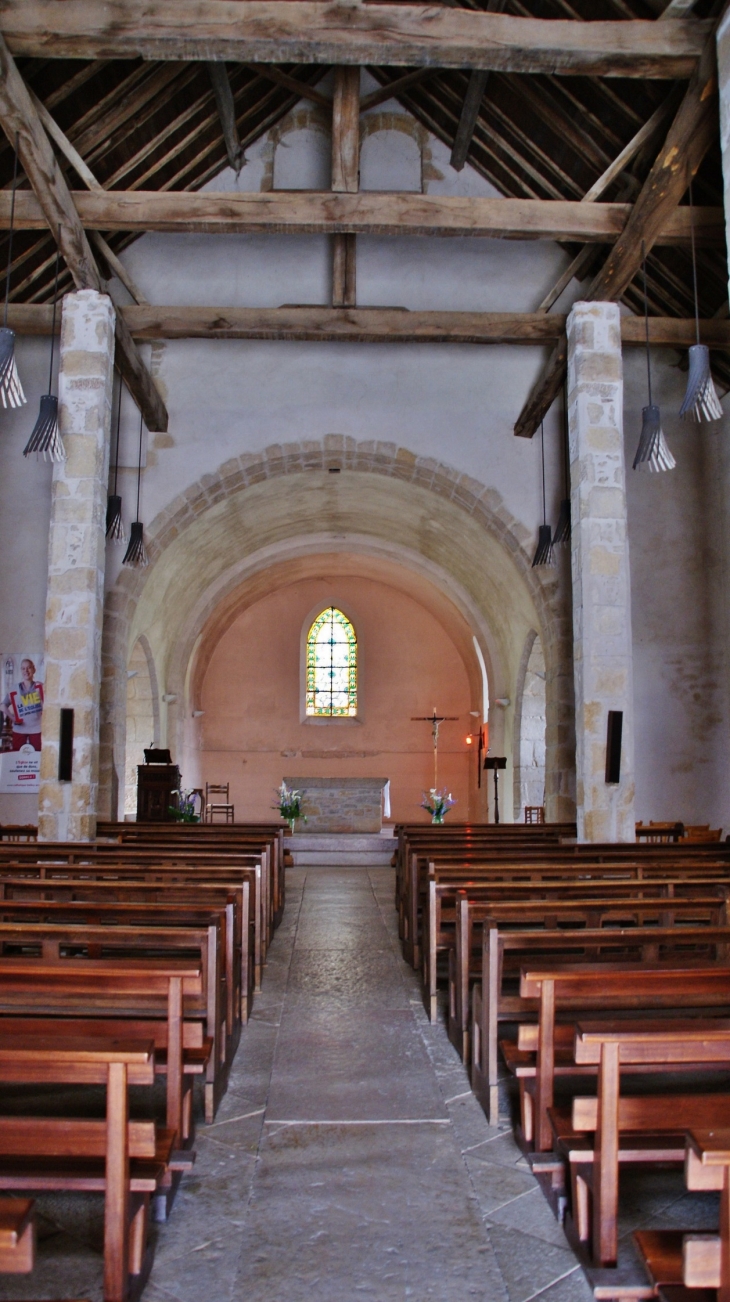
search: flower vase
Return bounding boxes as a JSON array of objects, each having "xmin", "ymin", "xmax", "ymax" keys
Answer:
[
  {"xmin": 288, "ymin": 818, "xmax": 297, "ymax": 833},
  {"xmin": 432, "ymin": 812, "xmax": 445, "ymax": 825}
]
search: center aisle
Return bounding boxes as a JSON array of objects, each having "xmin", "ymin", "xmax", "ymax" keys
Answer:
[{"xmin": 146, "ymin": 867, "xmax": 592, "ymax": 1302}]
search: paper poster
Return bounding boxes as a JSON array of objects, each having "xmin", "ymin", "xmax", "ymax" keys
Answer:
[{"xmin": 0, "ymin": 654, "xmax": 44, "ymax": 793}]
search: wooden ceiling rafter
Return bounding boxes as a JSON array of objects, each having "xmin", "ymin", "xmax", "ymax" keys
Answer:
[
  {"xmin": 0, "ymin": 33, "xmax": 168, "ymax": 430},
  {"xmin": 513, "ymin": 21, "xmax": 720, "ymax": 437}
]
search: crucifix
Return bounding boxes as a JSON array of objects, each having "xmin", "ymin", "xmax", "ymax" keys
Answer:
[{"xmin": 411, "ymin": 707, "xmax": 458, "ymax": 788}]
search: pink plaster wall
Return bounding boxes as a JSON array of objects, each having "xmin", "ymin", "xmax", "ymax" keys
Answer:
[{"xmin": 193, "ymin": 574, "xmax": 477, "ymax": 824}]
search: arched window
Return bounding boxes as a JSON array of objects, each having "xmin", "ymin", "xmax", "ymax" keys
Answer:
[{"xmin": 305, "ymin": 607, "xmax": 357, "ymax": 716}]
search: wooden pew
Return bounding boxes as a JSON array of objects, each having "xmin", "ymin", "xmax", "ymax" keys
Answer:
[
  {"xmin": 634, "ymin": 1127, "xmax": 730, "ymax": 1301},
  {"xmin": 0, "ymin": 877, "xmax": 252, "ymax": 1020},
  {"xmin": 466, "ymin": 919, "xmax": 730, "ymax": 1126},
  {"xmin": 0, "ymin": 850, "xmax": 264, "ymax": 966},
  {"xmin": 0, "ymin": 1035, "xmax": 160, "ymax": 1302},
  {"xmin": 0, "ymin": 923, "xmax": 221, "ymax": 1137},
  {"xmin": 404, "ymin": 847, "xmax": 730, "ymax": 969},
  {"xmin": 0, "ymin": 1198, "xmax": 34, "ymax": 1273},
  {"xmin": 563, "ymin": 1022, "xmax": 730, "ymax": 1266},
  {"xmin": 0, "ymin": 957, "xmax": 204, "ymax": 1137},
  {"xmin": 434, "ymin": 881, "xmax": 729, "ymax": 1031},
  {"xmin": 518, "ymin": 963, "xmax": 730, "ymax": 1154}
]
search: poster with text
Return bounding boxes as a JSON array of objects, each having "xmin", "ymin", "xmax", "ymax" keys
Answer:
[{"xmin": 0, "ymin": 653, "xmax": 45, "ymax": 794}]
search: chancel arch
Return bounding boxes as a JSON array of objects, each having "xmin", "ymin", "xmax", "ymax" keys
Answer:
[{"xmin": 100, "ymin": 439, "xmax": 575, "ymax": 825}]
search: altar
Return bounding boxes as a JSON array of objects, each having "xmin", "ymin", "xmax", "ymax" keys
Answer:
[{"xmin": 284, "ymin": 776, "xmax": 390, "ymax": 833}]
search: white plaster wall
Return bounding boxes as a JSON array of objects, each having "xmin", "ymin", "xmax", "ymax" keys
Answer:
[
  {"xmin": 0, "ymin": 335, "xmax": 54, "ymax": 822},
  {"xmin": 0, "ymin": 86, "xmax": 727, "ymax": 830}
]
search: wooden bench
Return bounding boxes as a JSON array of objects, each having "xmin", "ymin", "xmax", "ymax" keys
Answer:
[
  {"xmin": 442, "ymin": 884, "xmax": 728, "ymax": 1037},
  {"xmin": 0, "ymin": 880, "xmax": 253, "ymax": 1020},
  {"xmin": 0, "ymin": 957, "xmax": 204, "ymax": 1137},
  {"xmin": 0, "ymin": 853, "xmax": 264, "ymax": 983},
  {"xmin": 405, "ymin": 848, "xmax": 730, "ymax": 969},
  {"xmin": 518, "ymin": 963, "xmax": 730, "ymax": 1154},
  {"xmin": 0, "ymin": 1035, "xmax": 163, "ymax": 1302},
  {"xmin": 466, "ymin": 920, "xmax": 730, "ymax": 1126},
  {"xmin": 561, "ymin": 1022, "xmax": 730, "ymax": 1266},
  {"xmin": 634, "ymin": 1127, "xmax": 730, "ymax": 1302}
]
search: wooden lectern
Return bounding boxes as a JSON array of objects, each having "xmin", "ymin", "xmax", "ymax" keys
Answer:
[{"xmin": 136, "ymin": 748, "xmax": 180, "ymax": 822}]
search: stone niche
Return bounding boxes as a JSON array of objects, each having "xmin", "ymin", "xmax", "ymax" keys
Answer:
[{"xmin": 284, "ymin": 776, "xmax": 389, "ymax": 833}]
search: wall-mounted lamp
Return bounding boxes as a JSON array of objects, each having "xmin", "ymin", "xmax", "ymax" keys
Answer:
[
  {"xmin": 161, "ymin": 693, "xmax": 177, "ymax": 703},
  {"xmin": 466, "ymin": 735, "xmax": 473, "ymax": 745},
  {"xmin": 192, "ymin": 710, "xmax": 205, "ymax": 718},
  {"xmin": 127, "ymin": 670, "xmax": 138, "ymax": 680},
  {"xmin": 494, "ymin": 697, "xmax": 511, "ymax": 708}
]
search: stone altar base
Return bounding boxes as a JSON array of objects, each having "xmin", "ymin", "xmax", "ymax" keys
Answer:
[{"xmin": 284, "ymin": 776, "xmax": 388, "ymax": 833}]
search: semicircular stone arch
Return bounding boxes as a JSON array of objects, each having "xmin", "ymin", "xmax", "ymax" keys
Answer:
[{"xmin": 100, "ymin": 438, "xmax": 575, "ymax": 822}]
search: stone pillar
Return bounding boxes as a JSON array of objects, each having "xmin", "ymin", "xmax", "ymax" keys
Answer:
[
  {"xmin": 38, "ymin": 289, "xmax": 116, "ymax": 841},
  {"xmin": 567, "ymin": 301, "xmax": 635, "ymax": 842}
]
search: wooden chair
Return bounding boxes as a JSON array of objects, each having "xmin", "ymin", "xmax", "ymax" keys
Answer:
[
  {"xmin": 524, "ymin": 806, "xmax": 545, "ymax": 824},
  {"xmin": 204, "ymin": 783, "xmax": 234, "ymax": 824},
  {"xmin": 686, "ymin": 825, "xmax": 723, "ymax": 842}
]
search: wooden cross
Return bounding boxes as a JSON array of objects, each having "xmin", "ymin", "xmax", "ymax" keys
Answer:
[{"xmin": 411, "ymin": 708, "xmax": 458, "ymax": 788}]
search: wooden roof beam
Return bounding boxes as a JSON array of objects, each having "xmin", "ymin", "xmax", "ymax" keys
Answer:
[
  {"xmin": 513, "ymin": 23, "xmax": 719, "ymax": 438},
  {"xmin": 0, "ymin": 35, "xmax": 167, "ymax": 429},
  {"xmin": 0, "ymin": 3, "xmax": 710, "ymax": 79},
  {"xmin": 207, "ymin": 62, "xmax": 243, "ymax": 174},
  {"xmin": 450, "ymin": 0, "xmax": 507, "ymax": 173},
  {"xmin": 4, "ymin": 304, "xmax": 730, "ymax": 349},
  {"xmin": 0, "ymin": 189, "xmax": 721, "ymax": 243}
]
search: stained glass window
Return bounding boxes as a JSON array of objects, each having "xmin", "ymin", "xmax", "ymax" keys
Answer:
[{"xmin": 306, "ymin": 607, "xmax": 357, "ymax": 716}]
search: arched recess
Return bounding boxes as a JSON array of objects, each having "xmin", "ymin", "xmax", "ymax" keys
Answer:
[
  {"xmin": 100, "ymin": 439, "xmax": 575, "ymax": 823},
  {"xmin": 182, "ymin": 552, "xmax": 486, "ymax": 820},
  {"xmin": 513, "ymin": 630, "xmax": 547, "ymax": 821},
  {"xmin": 123, "ymin": 636, "xmax": 160, "ymax": 816}
]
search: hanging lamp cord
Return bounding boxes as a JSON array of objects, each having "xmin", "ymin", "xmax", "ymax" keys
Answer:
[
  {"xmin": 642, "ymin": 240, "xmax": 652, "ymax": 408},
  {"xmin": 112, "ymin": 375, "xmax": 122, "ymax": 497},
  {"xmin": 47, "ymin": 226, "xmax": 61, "ymax": 392},
  {"xmin": 541, "ymin": 420, "xmax": 547, "ymax": 527},
  {"xmin": 689, "ymin": 173, "xmax": 701, "ymax": 347},
  {"xmin": 3, "ymin": 135, "xmax": 18, "ymax": 330},
  {"xmin": 135, "ymin": 409, "xmax": 143, "ymax": 522}
]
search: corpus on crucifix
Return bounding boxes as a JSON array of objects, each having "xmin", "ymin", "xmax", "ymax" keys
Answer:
[{"xmin": 411, "ymin": 707, "xmax": 458, "ymax": 788}]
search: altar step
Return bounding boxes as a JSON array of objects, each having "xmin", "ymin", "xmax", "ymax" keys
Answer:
[{"xmin": 287, "ymin": 832, "xmax": 396, "ymax": 868}]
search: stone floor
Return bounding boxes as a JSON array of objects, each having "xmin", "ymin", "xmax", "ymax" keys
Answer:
[{"xmin": 1, "ymin": 867, "xmax": 704, "ymax": 1301}]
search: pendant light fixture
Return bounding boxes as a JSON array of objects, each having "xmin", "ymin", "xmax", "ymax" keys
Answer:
[
  {"xmin": 105, "ymin": 376, "xmax": 126, "ymax": 543},
  {"xmin": 0, "ymin": 134, "xmax": 26, "ymax": 409},
  {"xmin": 633, "ymin": 243, "xmax": 675, "ymax": 473},
  {"xmin": 679, "ymin": 175, "xmax": 722, "ymax": 423},
  {"xmin": 122, "ymin": 408, "xmax": 148, "ymax": 567},
  {"xmin": 23, "ymin": 229, "xmax": 63, "ymax": 461},
  {"xmin": 532, "ymin": 421, "xmax": 555, "ymax": 568},
  {"xmin": 553, "ymin": 383, "xmax": 571, "ymax": 543}
]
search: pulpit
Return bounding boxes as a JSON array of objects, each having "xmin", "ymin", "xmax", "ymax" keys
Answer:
[{"xmin": 136, "ymin": 749, "xmax": 180, "ymax": 822}]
